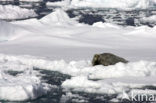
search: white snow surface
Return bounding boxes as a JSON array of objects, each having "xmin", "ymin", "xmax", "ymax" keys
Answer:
[
  {"xmin": 0, "ymin": 9, "xmax": 156, "ymax": 61},
  {"xmin": 0, "ymin": 54, "xmax": 50, "ymax": 101},
  {"xmin": 0, "ymin": 5, "xmax": 37, "ymax": 19},
  {"xmin": 19, "ymin": 0, "xmax": 43, "ymax": 2},
  {"xmin": 0, "ymin": 9, "xmax": 156, "ymax": 101},
  {"xmin": 48, "ymin": 0, "xmax": 156, "ymax": 9},
  {"xmin": 0, "ymin": 0, "xmax": 42, "ymax": 2},
  {"xmin": 0, "ymin": 0, "xmax": 13, "ymax": 1},
  {"xmin": 140, "ymin": 15, "xmax": 156, "ymax": 24},
  {"xmin": 0, "ymin": 20, "xmax": 29, "ymax": 41}
]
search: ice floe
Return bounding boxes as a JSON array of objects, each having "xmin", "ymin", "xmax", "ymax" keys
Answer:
[
  {"xmin": 0, "ymin": 5, "xmax": 37, "ymax": 19},
  {"xmin": 0, "ymin": 55, "xmax": 50, "ymax": 101},
  {"xmin": 48, "ymin": 0, "xmax": 156, "ymax": 10}
]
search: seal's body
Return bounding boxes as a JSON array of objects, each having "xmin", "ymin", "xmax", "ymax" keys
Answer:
[{"xmin": 92, "ymin": 53, "xmax": 128, "ymax": 66}]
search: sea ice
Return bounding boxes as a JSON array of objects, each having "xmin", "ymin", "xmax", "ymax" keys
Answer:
[{"xmin": 0, "ymin": 5, "xmax": 37, "ymax": 19}]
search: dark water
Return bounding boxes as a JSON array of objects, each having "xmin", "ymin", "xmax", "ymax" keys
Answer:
[{"xmin": 66, "ymin": 8, "xmax": 156, "ymax": 26}]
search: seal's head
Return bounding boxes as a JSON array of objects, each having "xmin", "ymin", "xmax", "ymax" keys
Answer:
[{"xmin": 92, "ymin": 54, "xmax": 100, "ymax": 66}]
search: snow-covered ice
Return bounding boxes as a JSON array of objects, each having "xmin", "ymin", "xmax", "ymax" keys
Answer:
[
  {"xmin": 19, "ymin": 0, "xmax": 43, "ymax": 2},
  {"xmin": 0, "ymin": 8, "xmax": 156, "ymax": 101},
  {"xmin": 140, "ymin": 15, "xmax": 156, "ymax": 24},
  {"xmin": 0, "ymin": 20, "xmax": 29, "ymax": 41},
  {"xmin": 0, "ymin": 9, "xmax": 156, "ymax": 61},
  {"xmin": 0, "ymin": 0, "xmax": 42, "ymax": 2},
  {"xmin": 0, "ymin": 55, "xmax": 50, "ymax": 101},
  {"xmin": 0, "ymin": 5, "xmax": 37, "ymax": 19},
  {"xmin": 0, "ymin": 73, "xmax": 49, "ymax": 101},
  {"xmin": 46, "ymin": 1, "xmax": 69, "ymax": 7},
  {"xmin": 48, "ymin": 0, "xmax": 156, "ymax": 9}
]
